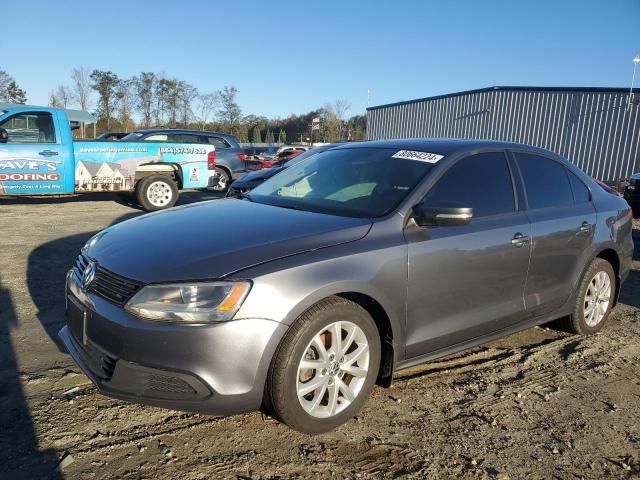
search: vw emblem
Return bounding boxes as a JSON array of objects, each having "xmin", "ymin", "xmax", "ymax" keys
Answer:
[{"xmin": 82, "ymin": 261, "xmax": 97, "ymax": 290}]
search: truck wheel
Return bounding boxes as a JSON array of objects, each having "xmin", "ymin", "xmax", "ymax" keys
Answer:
[
  {"xmin": 211, "ymin": 167, "xmax": 231, "ymax": 193},
  {"xmin": 136, "ymin": 175, "xmax": 178, "ymax": 211},
  {"xmin": 265, "ymin": 297, "xmax": 381, "ymax": 434}
]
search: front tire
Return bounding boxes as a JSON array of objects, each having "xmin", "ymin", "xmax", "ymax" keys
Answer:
[
  {"xmin": 265, "ymin": 297, "xmax": 381, "ymax": 434},
  {"xmin": 136, "ymin": 175, "xmax": 178, "ymax": 211},
  {"xmin": 564, "ymin": 258, "xmax": 616, "ymax": 334}
]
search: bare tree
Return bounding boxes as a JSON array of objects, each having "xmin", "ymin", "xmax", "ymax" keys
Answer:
[
  {"xmin": 71, "ymin": 66, "xmax": 91, "ymax": 110},
  {"xmin": 195, "ymin": 92, "xmax": 220, "ymax": 130},
  {"xmin": 71, "ymin": 66, "xmax": 91, "ymax": 137},
  {"xmin": 178, "ymin": 82, "xmax": 198, "ymax": 127},
  {"xmin": 333, "ymin": 99, "xmax": 351, "ymax": 140},
  {"xmin": 48, "ymin": 90, "xmax": 62, "ymax": 107},
  {"xmin": 57, "ymin": 85, "xmax": 72, "ymax": 107}
]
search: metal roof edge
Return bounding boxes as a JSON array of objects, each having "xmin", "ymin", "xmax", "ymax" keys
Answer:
[{"xmin": 366, "ymin": 86, "xmax": 640, "ymax": 111}]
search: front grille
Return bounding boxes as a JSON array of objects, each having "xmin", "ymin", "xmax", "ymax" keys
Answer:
[{"xmin": 73, "ymin": 253, "xmax": 142, "ymax": 305}]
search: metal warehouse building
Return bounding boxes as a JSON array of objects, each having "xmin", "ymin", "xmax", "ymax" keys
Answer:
[{"xmin": 366, "ymin": 86, "xmax": 640, "ymax": 183}]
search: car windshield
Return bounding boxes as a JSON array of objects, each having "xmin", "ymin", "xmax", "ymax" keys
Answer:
[
  {"xmin": 249, "ymin": 147, "xmax": 438, "ymax": 218},
  {"xmin": 120, "ymin": 132, "xmax": 144, "ymax": 141}
]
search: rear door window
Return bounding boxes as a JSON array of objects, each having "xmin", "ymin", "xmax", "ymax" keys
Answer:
[
  {"xmin": 142, "ymin": 134, "xmax": 168, "ymax": 142},
  {"xmin": 515, "ymin": 153, "xmax": 574, "ymax": 209},
  {"xmin": 167, "ymin": 134, "xmax": 200, "ymax": 144},
  {"xmin": 423, "ymin": 151, "xmax": 515, "ymax": 218}
]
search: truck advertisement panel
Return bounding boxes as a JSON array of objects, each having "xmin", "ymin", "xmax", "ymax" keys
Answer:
[
  {"xmin": 0, "ymin": 149, "xmax": 69, "ymax": 195},
  {"xmin": 0, "ymin": 142, "xmax": 212, "ymax": 195}
]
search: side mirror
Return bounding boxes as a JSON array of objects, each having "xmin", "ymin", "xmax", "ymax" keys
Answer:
[
  {"xmin": 0, "ymin": 128, "xmax": 7, "ymax": 143},
  {"xmin": 413, "ymin": 202, "xmax": 473, "ymax": 227}
]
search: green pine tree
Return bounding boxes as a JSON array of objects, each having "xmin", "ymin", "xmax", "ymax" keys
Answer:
[
  {"xmin": 251, "ymin": 126, "xmax": 262, "ymax": 143},
  {"xmin": 238, "ymin": 124, "xmax": 249, "ymax": 143},
  {"xmin": 266, "ymin": 129, "xmax": 274, "ymax": 144},
  {"xmin": 278, "ymin": 129, "xmax": 286, "ymax": 143}
]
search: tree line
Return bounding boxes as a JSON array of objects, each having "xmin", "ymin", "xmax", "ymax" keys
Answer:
[{"xmin": 0, "ymin": 65, "xmax": 366, "ymax": 143}]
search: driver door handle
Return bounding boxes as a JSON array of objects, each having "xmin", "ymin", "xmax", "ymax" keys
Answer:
[
  {"xmin": 39, "ymin": 150, "xmax": 59, "ymax": 156},
  {"xmin": 511, "ymin": 232, "xmax": 530, "ymax": 247}
]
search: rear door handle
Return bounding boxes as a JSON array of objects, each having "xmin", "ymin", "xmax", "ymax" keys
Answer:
[
  {"xmin": 578, "ymin": 221, "xmax": 594, "ymax": 232},
  {"xmin": 39, "ymin": 150, "xmax": 59, "ymax": 156},
  {"xmin": 511, "ymin": 232, "xmax": 530, "ymax": 247}
]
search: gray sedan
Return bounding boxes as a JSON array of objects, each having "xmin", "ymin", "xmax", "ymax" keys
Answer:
[{"xmin": 59, "ymin": 139, "xmax": 634, "ymax": 433}]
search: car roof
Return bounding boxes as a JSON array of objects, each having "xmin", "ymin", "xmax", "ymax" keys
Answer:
[
  {"xmin": 331, "ymin": 138, "xmax": 557, "ymax": 157},
  {"xmin": 133, "ymin": 128, "xmax": 234, "ymax": 138}
]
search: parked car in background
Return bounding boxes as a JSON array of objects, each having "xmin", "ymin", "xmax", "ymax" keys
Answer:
[
  {"xmin": 96, "ymin": 132, "xmax": 127, "ymax": 141},
  {"xmin": 122, "ymin": 129, "xmax": 247, "ymax": 192},
  {"xmin": 243, "ymin": 148, "xmax": 307, "ymax": 171},
  {"xmin": 226, "ymin": 143, "xmax": 344, "ymax": 198},
  {"xmin": 244, "ymin": 145, "xmax": 278, "ymax": 158},
  {"xmin": 60, "ymin": 139, "xmax": 633, "ymax": 434},
  {"xmin": 624, "ymin": 172, "xmax": 640, "ymax": 217},
  {"xmin": 276, "ymin": 145, "xmax": 309, "ymax": 156},
  {"xmin": 0, "ymin": 106, "xmax": 219, "ymax": 210}
]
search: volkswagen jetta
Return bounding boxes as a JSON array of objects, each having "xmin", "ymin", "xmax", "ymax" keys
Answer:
[{"xmin": 59, "ymin": 139, "xmax": 634, "ymax": 433}]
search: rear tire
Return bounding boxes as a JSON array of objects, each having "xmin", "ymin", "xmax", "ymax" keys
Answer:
[
  {"xmin": 265, "ymin": 297, "xmax": 381, "ymax": 434},
  {"xmin": 562, "ymin": 258, "xmax": 615, "ymax": 335},
  {"xmin": 211, "ymin": 167, "xmax": 231, "ymax": 193},
  {"xmin": 136, "ymin": 174, "xmax": 178, "ymax": 211}
]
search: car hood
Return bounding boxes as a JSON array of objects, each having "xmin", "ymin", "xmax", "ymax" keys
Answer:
[{"xmin": 87, "ymin": 199, "xmax": 372, "ymax": 283}]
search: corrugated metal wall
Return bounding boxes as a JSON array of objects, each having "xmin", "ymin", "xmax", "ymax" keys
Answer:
[{"xmin": 367, "ymin": 89, "xmax": 640, "ymax": 182}]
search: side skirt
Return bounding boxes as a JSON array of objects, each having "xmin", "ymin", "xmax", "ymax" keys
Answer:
[{"xmin": 393, "ymin": 309, "xmax": 571, "ymax": 373}]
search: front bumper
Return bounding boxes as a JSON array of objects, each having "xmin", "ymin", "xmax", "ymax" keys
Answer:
[{"xmin": 59, "ymin": 272, "xmax": 288, "ymax": 415}]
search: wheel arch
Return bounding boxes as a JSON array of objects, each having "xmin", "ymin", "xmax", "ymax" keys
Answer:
[
  {"xmin": 134, "ymin": 163, "xmax": 183, "ymax": 190},
  {"xmin": 280, "ymin": 286, "xmax": 400, "ymax": 388},
  {"xmin": 594, "ymin": 247, "xmax": 621, "ymax": 306},
  {"xmin": 336, "ymin": 292, "xmax": 395, "ymax": 387}
]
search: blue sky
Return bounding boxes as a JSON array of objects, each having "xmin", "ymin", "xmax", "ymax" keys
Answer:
[{"xmin": 3, "ymin": 0, "xmax": 639, "ymax": 118}]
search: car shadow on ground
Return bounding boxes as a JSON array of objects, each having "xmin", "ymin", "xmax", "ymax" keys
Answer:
[
  {"xmin": 27, "ymin": 215, "xmax": 137, "ymax": 352},
  {"xmin": 0, "ymin": 279, "xmax": 62, "ymax": 478}
]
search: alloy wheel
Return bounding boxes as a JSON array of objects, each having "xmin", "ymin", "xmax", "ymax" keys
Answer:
[
  {"xmin": 296, "ymin": 321, "xmax": 370, "ymax": 418},
  {"xmin": 584, "ymin": 270, "xmax": 612, "ymax": 327}
]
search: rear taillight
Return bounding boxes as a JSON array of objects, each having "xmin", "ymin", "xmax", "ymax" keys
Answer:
[
  {"xmin": 207, "ymin": 151, "xmax": 217, "ymax": 170},
  {"xmin": 262, "ymin": 161, "xmax": 273, "ymax": 168},
  {"xmin": 237, "ymin": 152, "xmax": 247, "ymax": 162}
]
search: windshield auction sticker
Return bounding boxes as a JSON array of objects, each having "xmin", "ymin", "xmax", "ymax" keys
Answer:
[{"xmin": 392, "ymin": 150, "xmax": 444, "ymax": 163}]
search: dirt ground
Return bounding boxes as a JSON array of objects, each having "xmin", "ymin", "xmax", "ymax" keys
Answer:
[{"xmin": 1, "ymin": 192, "xmax": 639, "ymax": 480}]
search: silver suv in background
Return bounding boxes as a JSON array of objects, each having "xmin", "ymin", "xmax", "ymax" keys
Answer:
[
  {"xmin": 121, "ymin": 129, "xmax": 247, "ymax": 192},
  {"xmin": 60, "ymin": 139, "xmax": 634, "ymax": 433}
]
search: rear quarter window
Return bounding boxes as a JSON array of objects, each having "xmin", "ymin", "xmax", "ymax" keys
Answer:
[
  {"xmin": 515, "ymin": 153, "xmax": 574, "ymax": 209},
  {"xmin": 567, "ymin": 171, "xmax": 591, "ymax": 203},
  {"xmin": 207, "ymin": 136, "xmax": 232, "ymax": 149}
]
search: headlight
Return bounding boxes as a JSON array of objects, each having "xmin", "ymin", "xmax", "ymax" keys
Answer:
[
  {"xmin": 82, "ymin": 230, "xmax": 108, "ymax": 254},
  {"xmin": 125, "ymin": 281, "xmax": 251, "ymax": 324}
]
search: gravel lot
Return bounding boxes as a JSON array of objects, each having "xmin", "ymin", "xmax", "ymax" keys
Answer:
[{"xmin": 1, "ymin": 193, "xmax": 639, "ymax": 479}]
